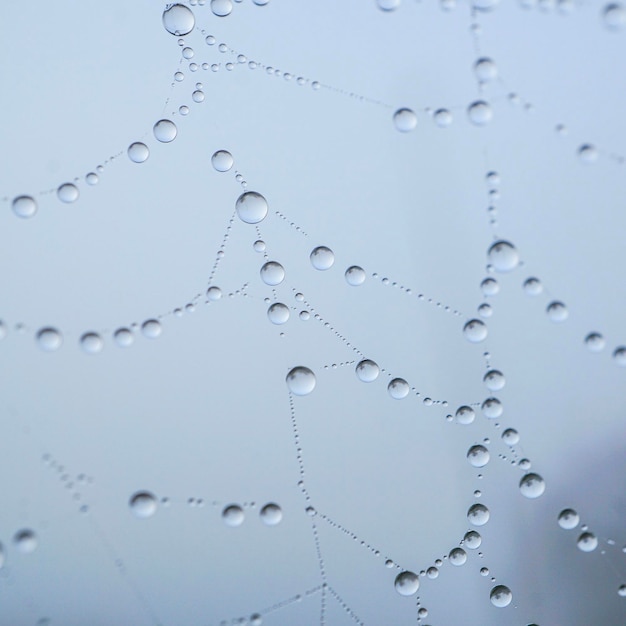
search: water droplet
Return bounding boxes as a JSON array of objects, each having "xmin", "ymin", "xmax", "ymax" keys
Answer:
[
  {"xmin": 162, "ymin": 4, "xmax": 196, "ymax": 36},
  {"xmin": 182, "ymin": 46, "xmax": 194, "ymax": 59},
  {"xmin": 260, "ymin": 502, "xmax": 283, "ymax": 526},
  {"xmin": 427, "ymin": 566, "xmax": 439, "ymax": 578},
  {"xmin": 253, "ymin": 240, "xmax": 266, "ymax": 252},
  {"xmin": 519, "ymin": 472, "xmax": 545, "ymax": 498},
  {"xmin": 490, "ymin": 585, "xmax": 512, "ymax": 608},
  {"xmin": 434, "ymin": 108, "xmax": 453, "ymax": 127},
  {"xmin": 474, "ymin": 57, "xmax": 498, "ymax": 82},
  {"xmin": 523, "ymin": 277, "xmax": 543, "ymax": 295},
  {"xmin": 388, "ymin": 378, "xmax": 409, "ymax": 399},
  {"xmin": 286, "ymin": 366, "xmax": 316, "ymax": 396},
  {"xmin": 463, "ymin": 319, "xmax": 488, "ymax": 342},
  {"xmin": 36, "ymin": 327, "xmax": 63, "ymax": 352},
  {"xmin": 13, "ymin": 529, "xmax": 37, "ymax": 554},
  {"xmin": 141, "ymin": 319, "xmax": 162, "ymax": 339},
  {"xmin": 207, "ymin": 286, "xmax": 222, "ymax": 301},
  {"xmin": 467, "ymin": 445, "xmax": 490, "ymax": 467},
  {"xmin": 12, "ymin": 195, "xmax": 37, "ymax": 218},
  {"xmin": 310, "ymin": 246, "xmax": 335, "ymax": 270},
  {"xmin": 345, "ymin": 265, "xmax": 366, "ymax": 286},
  {"xmin": 603, "ymin": 3, "xmax": 626, "ymax": 30},
  {"xmin": 455, "ymin": 405, "xmax": 475, "ymax": 425},
  {"xmin": 467, "ymin": 503, "xmax": 490, "ymax": 526},
  {"xmin": 130, "ymin": 491, "xmax": 158, "ymax": 518},
  {"xmin": 578, "ymin": 144, "xmax": 599, "ymax": 163},
  {"xmin": 394, "ymin": 571, "xmax": 419, "ymax": 596},
  {"xmin": 211, "ymin": 150, "xmax": 234, "ymax": 172},
  {"xmin": 267, "ymin": 303, "xmax": 290, "ymax": 324},
  {"xmin": 584, "ymin": 332, "xmax": 605, "ymax": 352},
  {"xmin": 192, "ymin": 89, "xmax": 205, "ymax": 103},
  {"xmin": 613, "ymin": 346, "xmax": 626, "ymax": 366},
  {"xmin": 464, "ymin": 530, "xmax": 482, "ymax": 549},
  {"xmin": 618, "ymin": 584, "xmax": 626, "ymax": 597},
  {"xmin": 393, "ymin": 108, "xmax": 417, "ymax": 132},
  {"xmin": 546, "ymin": 301, "xmax": 568, "ymax": 322},
  {"xmin": 223, "ymin": 504, "xmax": 245, "ymax": 526},
  {"xmin": 85, "ymin": 172, "xmax": 98, "ymax": 185},
  {"xmin": 299, "ymin": 310, "xmax": 310, "ymax": 320},
  {"xmin": 57, "ymin": 183, "xmax": 79, "ymax": 203},
  {"xmin": 80, "ymin": 332, "xmax": 103, "ymax": 354},
  {"xmin": 557, "ymin": 508, "xmax": 579, "ymax": 530},
  {"xmin": 501, "ymin": 428, "xmax": 519, "ymax": 445},
  {"xmin": 356, "ymin": 359, "xmax": 380, "ymax": 382},
  {"xmin": 480, "ymin": 277, "xmax": 499, "ymax": 296},
  {"xmin": 377, "ymin": 0, "xmax": 401, "ymax": 9},
  {"xmin": 577, "ymin": 531, "xmax": 598, "ymax": 552},
  {"xmin": 127, "ymin": 142, "xmax": 150, "ymax": 164},
  {"xmin": 483, "ymin": 369, "xmax": 505, "ymax": 391},
  {"xmin": 260, "ymin": 261, "xmax": 285, "ymax": 286},
  {"xmin": 114, "ymin": 328, "xmax": 134, "ymax": 347},
  {"xmin": 467, "ymin": 100, "xmax": 493, "ymax": 125},
  {"xmin": 153, "ymin": 119, "xmax": 177, "ymax": 143},
  {"xmin": 482, "ymin": 397, "xmax": 503, "ymax": 418},
  {"xmin": 236, "ymin": 191, "xmax": 268, "ymax": 224},
  {"xmin": 449, "ymin": 547, "xmax": 467, "ymax": 566},
  {"xmin": 480, "ymin": 566, "xmax": 490, "ymax": 576},
  {"xmin": 488, "ymin": 240, "xmax": 519, "ymax": 272},
  {"xmin": 211, "ymin": 0, "xmax": 233, "ymax": 15}
]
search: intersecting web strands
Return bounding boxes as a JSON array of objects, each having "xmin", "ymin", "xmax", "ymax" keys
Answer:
[{"xmin": 0, "ymin": 0, "xmax": 625, "ymax": 624}]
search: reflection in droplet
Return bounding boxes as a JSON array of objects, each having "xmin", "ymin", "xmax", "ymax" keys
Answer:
[
  {"xmin": 467, "ymin": 503, "xmax": 490, "ymax": 526},
  {"xmin": 463, "ymin": 530, "xmax": 482, "ymax": 549},
  {"xmin": 260, "ymin": 261, "xmax": 285, "ymax": 286},
  {"xmin": 393, "ymin": 108, "xmax": 417, "ymax": 132},
  {"xmin": 547, "ymin": 301, "xmax": 568, "ymax": 322},
  {"xmin": 356, "ymin": 359, "xmax": 380, "ymax": 382},
  {"xmin": 557, "ymin": 508, "xmax": 579, "ymax": 530},
  {"xmin": 153, "ymin": 119, "xmax": 178, "ymax": 143},
  {"xmin": 286, "ymin": 366, "xmax": 316, "ymax": 395},
  {"xmin": 130, "ymin": 491, "xmax": 158, "ymax": 518},
  {"xmin": 463, "ymin": 319, "xmax": 488, "ymax": 343},
  {"xmin": 482, "ymin": 397, "xmax": 503, "ymax": 418},
  {"xmin": 267, "ymin": 303, "xmax": 290, "ymax": 324},
  {"xmin": 162, "ymin": 4, "xmax": 196, "ymax": 36},
  {"xmin": 128, "ymin": 142, "xmax": 150, "ymax": 163},
  {"xmin": 449, "ymin": 547, "xmax": 467, "ymax": 566},
  {"xmin": 310, "ymin": 246, "xmax": 335, "ymax": 270},
  {"xmin": 467, "ymin": 445, "xmax": 490, "ymax": 467},
  {"xmin": 37, "ymin": 327, "xmax": 63, "ymax": 352},
  {"xmin": 212, "ymin": 150, "xmax": 234, "ymax": 172},
  {"xmin": 501, "ymin": 428, "xmax": 519, "ymax": 445},
  {"xmin": 114, "ymin": 328, "xmax": 134, "ymax": 347},
  {"xmin": 57, "ymin": 183, "xmax": 79, "ymax": 203},
  {"xmin": 394, "ymin": 571, "xmax": 419, "ymax": 596},
  {"xmin": 211, "ymin": 0, "xmax": 233, "ymax": 16},
  {"xmin": 142, "ymin": 319, "xmax": 162, "ymax": 339},
  {"xmin": 584, "ymin": 332, "xmax": 605, "ymax": 352},
  {"xmin": 523, "ymin": 277, "xmax": 543, "ymax": 295},
  {"xmin": 13, "ymin": 529, "xmax": 38, "ymax": 554},
  {"xmin": 12, "ymin": 195, "xmax": 37, "ymax": 218},
  {"xmin": 519, "ymin": 472, "xmax": 545, "ymax": 498},
  {"xmin": 236, "ymin": 191, "xmax": 268, "ymax": 224},
  {"xmin": 388, "ymin": 378, "xmax": 409, "ymax": 399},
  {"xmin": 577, "ymin": 531, "xmax": 598, "ymax": 552},
  {"xmin": 455, "ymin": 406, "xmax": 475, "ymax": 425},
  {"xmin": 80, "ymin": 332, "xmax": 104, "ymax": 354},
  {"xmin": 345, "ymin": 265, "xmax": 366, "ymax": 286},
  {"xmin": 490, "ymin": 585, "xmax": 512, "ymax": 608},
  {"xmin": 222, "ymin": 504, "xmax": 245, "ymax": 527},
  {"xmin": 467, "ymin": 100, "xmax": 493, "ymax": 125},
  {"xmin": 260, "ymin": 503, "xmax": 283, "ymax": 526},
  {"xmin": 483, "ymin": 369, "xmax": 505, "ymax": 391},
  {"xmin": 488, "ymin": 240, "xmax": 519, "ymax": 272}
]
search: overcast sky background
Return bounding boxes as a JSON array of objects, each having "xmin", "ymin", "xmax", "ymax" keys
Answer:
[{"xmin": 0, "ymin": 0, "xmax": 625, "ymax": 624}]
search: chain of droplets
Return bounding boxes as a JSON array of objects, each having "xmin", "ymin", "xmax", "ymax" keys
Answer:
[
  {"xmin": 274, "ymin": 209, "xmax": 309, "ymax": 236},
  {"xmin": 326, "ymin": 585, "xmax": 365, "ymax": 626}
]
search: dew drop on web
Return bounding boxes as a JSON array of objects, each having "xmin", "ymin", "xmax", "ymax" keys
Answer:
[
  {"xmin": 286, "ymin": 366, "xmax": 316, "ymax": 396},
  {"xmin": 129, "ymin": 491, "xmax": 158, "ymax": 518},
  {"xmin": 162, "ymin": 4, "xmax": 196, "ymax": 36}
]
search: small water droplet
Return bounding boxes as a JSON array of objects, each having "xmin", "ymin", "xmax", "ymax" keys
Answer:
[
  {"xmin": 474, "ymin": 57, "xmax": 498, "ymax": 82},
  {"xmin": 501, "ymin": 428, "xmax": 519, "ymax": 445},
  {"xmin": 85, "ymin": 172, "xmax": 98, "ymax": 185},
  {"xmin": 488, "ymin": 240, "xmax": 519, "ymax": 272},
  {"xmin": 37, "ymin": 327, "xmax": 63, "ymax": 352},
  {"xmin": 558, "ymin": 508, "xmax": 579, "ymax": 529},
  {"xmin": 211, "ymin": 150, "xmax": 234, "ymax": 172},
  {"xmin": 603, "ymin": 2, "xmax": 626, "ymax": 30},
  {"xmin": 483, "ymin": 369, "xmax": 505, "ymax": 391},
  {"xmin": 577, "ymin": 531, "xmax": 598, "ymax": 552},
  {"xmin": 153, "ymin": 119, "xmax": 177, "ymax": 143},
  {"xmin": 427, "ymin": 566, "xmax": 439, "ymax": 578},
  {"xmin": 192, "ymin": 89, "xmax": 205, "ymax": 102},
  {"xmin": 267, "ymin": 303, "xmax": 290, "ymax": 324},
  {"xmin": 12, "ymin": 195, "xmax": 38, "ymax": 218},
  {"xmin": 207, "ymin": 286, "xmax": 222, "ymax": 301},
  {"xmin": 480, "ymin": 277, "xmax": 499, "ymax": 296},
  {"xmin": 162, "ymin": 4, "xmax": 196, "ymax": 35},
  {"xmin": 130, "ymin": 491, "xmax": 157, "ymax": 518},
  {"xmin": 223, "ymin": 504, "xmax": 245, "ymax": 526},
  {"xmin": 286, "ymin": 366, "xmax": 316, "ymax": 395},
  {"xmin": 356, "ymin": 359, "xmax": 380, "ymax": 382},
  {"xmin": 449, "ymin": 547, "xmax": 467, "ymax": 566},
  {"xmin": 455, "ymin": 405, "xmax": 475, "ymax": 425},
  {"xmin": 57, "ymin": 183, "xmax": 79, "ymax": 203},
  {"xmin": 584, "ymin": 332, "xmax": 605, "ymax": 352},
  {"xmin": 393, "ymin": 108, "xmax": 417, "ymax": 132},
  {"xmin": 467, "ymin": 100, "xmax": 493, "ymax": 125},
  {"xmin": 467, "ymin": 445, "xmax": 490, "ymax": 467},
  {"xmin": 467, "ymin": 503, "xmax": 490, "ymax": 526},
  {"xmin": 260, "ymin": 261, "xmax": 285, "ymax": 286},
  {"xmin": 114, "ymin": 328, "xmax": 134, "ymax": 347},
  {"xmin": 490, "ymin": 584, "xmax": 512, "ymax": 608},
  {"xmin": 578, "ymin": 144, "xmax": 599, "ymax": 163},
  {"xmin": 13, "ymin": 529, "xmax": 37, "ymax": 554},
  {"xmin": 310, "ymin": 246, "xmax": 335, "ymax": 270},
  {"xmin": 236, "ymin": 191, "xmax": 268, "ymax": 224},
  {"xmin": 259, "ymin": 502, "xmax": 282, "ymax": 526},
  {"xmin": 613, "ymin": 346, "xmax": 626, "ymax": 366},
  {"xmin": 434, "ymin": 108, "xmax": 453, "ymax": 127},
  {"xmin": 463, "ymin": 319, "xmax": 488, "ymax": 343},
  {"xmin": 80, "ymin": 332, "xmax": 103, "ymax": 354},
  {"xmin": 523, "ymin": 277, "xmax": 543, "ymax": 295},
  {"xmin": 345, "ymin": 265, "xmax": 366, "ymax": 286},
  {"xmin": 482, "ymin": 397, "xmax": 503, "ymax": 418},
  {"xmin": 464, "ymin": 530, "xmax": 482, "ymax": 549},
  {"xmin": 547, "ymin": 301, "xmax": 568, "ymax": 322},
  {"xmin": 387, "ymin": 378, "xmax": 409, "ymax": 399},
  {"xmin": 394, "ymin": 571, "xmax": 419, "ymax": 596},
  {"xmin": 141, "ymin": 319, "xmax": 162, "ymax": 339},
  {"xmin": 519, "ymin": 472, "xmax": 545, "ymax": 498},
  {"xmin": 253, "ymin": 239, "xmax": 266, "ymax": 252},
  {"xmin": 618, "ymin": 584, "xmax": 626, "ymax": 597},
  {"xmin": 211, "ymin": 0, "xmax": 233, "ymax": 16}
]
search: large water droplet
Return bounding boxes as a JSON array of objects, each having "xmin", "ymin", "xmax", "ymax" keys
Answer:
[
  {"xmin": 57, "ymin": 183, "xmax": 79, "ymax": 203},
  {"xmin": 80, "ymin": 332, "xmax": 103, "ymax": 354},
  {"xmin": 480, "ymin": 277, "xmax": 499, "ymax": 296},
  {"xmin": 488, "ymin": 240, "xmax": 519, "ymax": 272},
  {"xmin": 207, "ymin": 286, "xmax": 222, "ymax": 301},
  {"xmin": 393, "ymin": 108, "xmax": 417, "ymax": 132},
  {"xmin": 519, "ymin": 472, "xmax": 545, "ymax": 498},
  {"xmin": 142, "ymin": 319, "xmax": 162, "ymax": 339},
  {"xmin": 557, "ymin": 508, "xmax": 579, "ymax": 530},
  {"xmin": 449, "ymin": 547, "xmax": 467, "ymax": 566},
  {"xmin": 618, "ymin": 584, "xmax": 626, "ymax": 597},
  {"xmin": 130, "ymin": 491, "xmax": 157, "ymax": 518},
  {"xmin": 474, "ymin": 57, "xmax": 498, "ymax": 82},
  {"xmin": 467, "ymin": 503, "xmax": 490, "ymax": 526},
  {"xmin": 13, "ymin": 529, "xmax": 37, "ymax": 554},
  {"xmin": 463, "ymin": 530, "xmax": 482, "ymax": 549},
  {"xmin": 434, "ymin": 108, "xmax": 453, "ymax": 127},
  {"xmin": 260, "ymin": 261, "xmax": 285, "ymax": 286},
  {"xmin": 128, "ymin": 142, "xmax": 150, "ymax": 163},
  {"xmin": 345, "ymin": 265, "xmax": 366, "ymax": 286},
  {"xmin": 501, "ymin": 428, "xmax": 519, "ymax": 445},
  {"xmin": 260, "ymin": 503, "xmax": 283, "ymax": 526},
  {"xmin": 463, "ymin": 319, "xmax": 488, "ymax": 343},
  {"xmin": 546, "ymin": 301, "xmax": 568, "ymax": 322},
  {"xmin": 36, "ymin": 327, "xmax": 63, "ymax": 352},
  {"xmin": 286, "ymin": 366, "xmax": 316, "ymax": 395},
  {"xmin": 211, "ymin": 0, "xmax": 233, "ymax": 16},
  {"xmin": 356, "ymin": 359, "xmax": 380, "ymax": 382},
  {"xmin": 577, "ymin": 531, "xmax": 598, "ymax": 552},
  {"xmin": 584, "ymin": 332, "xmax": 605, "ymax": 352},
  {"xmin": 212, "ymin": 150, "xmax": 234, "ymax": 172},
  {"xmin": 153, "ymin": 119, "xmax": 177, "ymax": 143},
  {"xmin": 236, "ymin": 191, "xmax": 268, "ymax": 224},
  {"xmin": 394, "ymin": 571, "xmax": 419, "ymax": 596},
  {"xmin": 613, "ymin": 346, "xmax": 626, "ymax": 366},
  {"xmin": 483, "ymin": 369, "xmax": 505, "ymax": 391},
  {"xmin": 490, "ymin": 585, "xmax": 512, "ymax": 608},
  {"xmin": 222, "ymin": 504, "xmax": 245, "ymax": 527},
  {"xmin": 388, "ymin": 378, "xmax": 409, "ymax": 399},
  {"xmin": 12, "ymin": 195, "xmax": 37, "ymax": 218},
  {"xmin": 523, "ymin": 277, "xmax": 543, "ymax": 295},
  {"xmin": 467, "ymin": 100, "xmax": 493, "ymax": 125},
  {"xmin": 467, "ymin": 445, "xmax": 490, "ymax": 467},
  {"xmin": 162, "ymin": 4, "xmax": 196, "ymax": 36},
  {"xmin": 267, "ymin": 303, "xmax": 290, "ymax": 324},
  {"xmin": 114, "ymin": 328, "xmax": 134, "ymax": 347},
  {"xmin": 482, "ymin": 397, "xmax": 503, "ymax": 418},
  {"xmin": 455, "ymin": 406, "xmax": 475, "ymax": 425},
  {"xmin": 603, "ymin": 3, "xmax": 626, "ymax": 30},
  {"xmin": 310, "ymin": 246, "xmax": 335, "ymax": 270}
]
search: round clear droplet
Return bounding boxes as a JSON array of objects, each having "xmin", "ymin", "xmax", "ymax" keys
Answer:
[
  {"xmin": 434, "ymin": 108, "xmax": 453, "ymax": 127},
  {"xmin": 356, "ymin": 359, "xmax": 379, "ymax": 382},
  {"xmin": 130, "ymin": 491, "xmax": 158, "ymax": 518},
  {"xmin": 36, "ymin": 327, "xmax": 63, "ymax": 352},
  {"xmin": 488, "ymin": 240, "xmax": 519, "ymax": 272},
  {"xmin": 153, "ymin": 119, "xmax": 177, "ymax": 143},
  {"xmin": 207, "ymin": 286, "xmax": 222, "ymax": 301},
  {"xmin": 584, "ymin": 332, "xmax": 605, "ymax": 352},
  {"xmin": 394, "ymin": 571, "xmax": 419, "ymax": 596},
  {"xmin": 482, "ymin": 397, "xmax": 503, "ymax": 418},
  {"xmin": 604, "ymin": 2, "xmax": 626, "ymax": 29},
  {"xmin": 474, "ymin": 57, "xmax": 498, "ymax": 82},
  {"xmin": 501, "ymin": 428, "xmax": 519, "ymax": 445},
  {"xmin": 464, "ymin": 530, "xmax": 482, "ymax": 549},
  {"xmin": 523, "ymin": 277, "xmax": 543, "ymax": 295},
  {"xmin": 57, "ymin": 183, "xmax": 79, "ymax": 203},
  {"xmin": 286, "ymin": 366, "xmax": 316, "ymax": 396},
  {"xmin": 142, "ymin": 319, "xmax": 162, "ymax": 339},
  {"xmin": 310, "ymin": 246, "xmax": 335, "ymax": 270},
  {"xmin": 236, "ymin": 191, "xmax": 268, "ymax": 224},
  {"xmin": 557, "ymin": 508, "xmax": 579, "ymax": 530},
  {"xmin": 468, "ymin": 100, "xmax": 493, "ymax": 125},
  {"xmin": 490, "ymin": 585, "xmax": 512, "ymax": 608},
  {"xmin": 483, "ymin": 369, "xmax": 505, "ymax": 391},
  {"xmin": 223, "ymin": 504, "xmax": 245, "ymax": 527},
  {"xmin": 114, "ymin": 328, "xmax": 134, "ymax": 347},
  {"xmin": 578, "ymin": 144, "xmax": 599, "ymax": 163},
  {"xmin": 268, "ymin": 303, "xmax": 290, "ymax": 324},
  {"xmin": 128, "ymin": 142, "xmax": 149, "ymax": 163},
  {"xmin": 463, "ymin": 319, "xmax": 488, "ymax": 343},
  {"xmin": 13, "ymin": 529, "xmax": 37, "ymax": 554},
  {"xmin": 577, "ymin": 531, "xmax": 598, "ymax": 552},
  {"xmin": 449, "ymin": 547, "xmax": 467, "ymax": 566},
  {"xmin": 613, "ymin": 346, "xmax": 626, "ymax": 366},
  {"xmin": 467, "ymin": 503, "xmax": 490, "ymax": 526},
  {"xmin": 480, "ymin": 277, "xmax": 499, "ymax": 296},
  {"xmin": 455, "ymin": 405, "xmax": 475, "ymax": 425},
  {"xmin": 393, "ymin": 108, "xmax": 417, "ymax": 132},
  {"xmin": 467, "ymin": 445, "xmax": 490, "ymax": 467},
  {"xmin": 211, "ymin": 0, "xmax": 233, "ymax": 16},
  {"xmin": 345, "ymin": 266, "xmax": 366, "ymax": 286},
  {"xmin": 12, "ymin": 195, "xmax": 37, "ymax": 218},
  {"xmin": 260, "ymin": 261, "xmax": 285, "ymax": 286},
  {"xmin": 212, "ymin": 150, "xmax": 234, "ymax": 172},
  {"xmin": 260, "ymin": 503, "xmax": 283, "ymax": 526},
  {"xmin": 162, "ymin": 4, "xmax": 196, "ymax": 35},
  {"xmin": 388, "ymin": 378, "xmax": 409, "ymax": 399},
  {"xmin": 80, "ymin": 332, "xmax": 103, "ymax": 354},
  {"xmin": 547, "ymin": 301, "xmax": 568, "ymax": 322},
  {"xmin": 519, "ymin": 472, "xmax": 545, "ymax": 498}
]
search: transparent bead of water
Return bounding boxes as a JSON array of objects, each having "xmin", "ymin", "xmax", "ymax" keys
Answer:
[
  {"xmin": 182, "ymin": 46, "xmax": 194, "ymax": 59},
  {"xmin": 584, "ymin": 332, "xmax": 605, "ymax": 352},
  {"xmin": 57, "ymin": 183, "xmax": 79, "ymax": 203},
  {"xmin": 207, "ymin": 286, "xmax": 222, "ymax": 301},
  {"xmin": 478, "ymin": 303, "xmax": 492, "ymax": 318},
  {"xmin": 440, "ymin": 0, "xmax": 457, "ymax": 9},
  {"xmin": 604, "ymin": 2, "xmax": 626, "ymax": 29},
  {"xmin": 393, "ymin": 108, "xmax": 417, "ymax": 132},
  {"xmin": 490, "ymin": 585, "xmax": 512, "ymax": 608},
  {"xmin": 253, "ymin": 240, "xmax": 266, "ymax": 253},
  {"xmin": 211, "ymin": 0, "xmax": 233, "ymax": 15},
  {"xmin": 114, "ymin": 328, "xmax": 134, "ymax": 348},
  {"xmin": 394, "ymin": 571, "xmax": 419, "ymax": 596},
  {"xmin": 37, "ymin": 327, "xmax": 63, "ymax": 352},
  {"xmin": 356, "ymin": 359, "xmax": 380, "ymax": 382},
  {"xmin": 129, "ymin": 491, "xmax": 158, "ymax": 518},
  {"xmin": 12, "ymin": 195, "xmax": 38, "ymax": 218},
  {"xmin": 467, "ymin": 503, "xmax": 490, "ymax": 526},
  {"xmin": 483, "ymin": 369, "xmax": 505, "ymax": 391},
  {"xmin": 14, "ymin": 529, "xmax": 38, "ymax": 553},
  {"xmin": 501, "ymin": 428, "xmax": 519, "ymax": 445},
  {"xmin": 488, "ymin": 240, "xmax": 519, "ymax": 272},
  {"xmin": 577, "ymin": 532, "xmax": 598, "ymax": 552},
  {"xmin": 260, "ymin": 503, "xmax": 283, "ymax": 526},
  {"xmin": 222, "ymin": 504, "xmax": 245, "ymax": 526},
  {"xmin": 153, "ymin": 119, "xmax": 177, "ymax": 143},
  {"xmin": 85, "ymin": 172, "xmax": 98, "ymax": 185},
  {"xmin": 212, "ymin": 150, "xmax": 234, "ymax": 172},
  {"xmin": 455, "ymin": 405, "xmax": 475, "ymax": 425},
  {"xmin": 142, "ymin": 319, "xmax": 162, "ymax": 339},
  {"xmin": 523, "ymin": 277, "xmax": 542, "ymax": 295},
  {"xmin": 449, "ymin": 547, "xmax": 467, "ymax": 566},
  {"xmin": 467, "ymin": 100, "xmax": 493, "ymax": 125},
  {"xmin": 557, "ymin": 508, "xmax": 579, "ymax": 530},
  {"xmin": 463, "ymin": 530, "xmax": 482, "ymax": 549},
  {"xmin": 474, "ymin": 0, "xmax": 500, "ymax": 9},
  {"xmin": 613, "ymin": 346, "xmax": 626, "ymax": 366},
  {"xmin": 377, "ymin": 0, "xmax": 401, "ymax": 10},
  {"xmin": 260, "ymin": 261, "xmax": 285, "ymax": 286},
  {"xmin": 618, "ymin": 584, "xmax": 626, "ymax": 597},
  {"xmin": 547, "ymin": 301, "xmax": 568, "ymax": 322},
  {"xmin": 467, "ymin": 445, "xmax": 490, "ymax": 467},
  {"xmin": 126, "ymin": 142, "xmax": 150, "ymax": 164},
  {"xmin": 192, "ymin": 90, "xmax": 205, "ymax": 103},
  {"xmin": 434, "ymin": 109, "xmax": 453, "ymax": 127},
  {"xmin": 162, "ymin": 4, "xmax": 196, "ymax": 35},
  {"xmin": 388, "ymin": 378, "xmax": 409, "ymax": 399},
  {"xmin": 519, "ymin": 472, "xmax": 545, "ymax": 498},
  {"xmin": 267, "ymin": 303, "xmax": 289, "ymax": 324},
  {"xmin": 345, "ymin": 265, "xmax": 366, "ymax": 286},
  {"xmin": 236, "ymin": 191, "xmax": 268, "ymax": 224},
  {"xmin": 474, "ymin": 57, "xmax": 498, "ymax": 82},
  {"xmin": 578, "ymin": 144, "xmax": 599, "ymax": 163},
  {"xmin": 80, "ymin": 332, "xmax": 103, "ymax": 354},
  {"xmin": 427, "ymin": 566, "xmax": 439, "ymax": 579},
  {"xmin": 286, "ymin": 366, "xmax": 316, "ymax": 396},
  {"xmin": 463, "ymin": 319, "xmax": 488, "ymax": 343},
  {"xmin": 482, "ymin": 397, "xmax": 503, "ymax": 418},
  {"xmin": 310, "ymin": 246, "xmax": 335, "ymax": 270},
  {"xmin": 480, "ymin": 277, "xmax": 499, "ymax": 296}
]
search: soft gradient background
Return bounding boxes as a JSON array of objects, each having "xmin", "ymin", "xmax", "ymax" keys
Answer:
[{"xmin": 0, "ymin": 0, "xmax": 625, "ymax": 624}]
